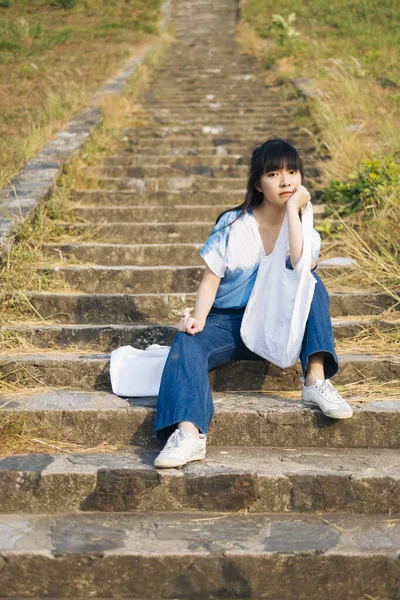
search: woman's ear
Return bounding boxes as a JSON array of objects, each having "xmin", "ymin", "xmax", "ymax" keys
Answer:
[{"xmin": 255, "ymin": 181, "xmax": 262, "ymax": 193}]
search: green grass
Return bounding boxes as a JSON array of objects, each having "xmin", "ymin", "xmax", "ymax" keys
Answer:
[
  {"xmin": 238, "ymin": 0, "xmax": 400, "ymax": 294},
  {"xmin": 0, "ymin": 0, "xmax": 164, "ymax": 189},
  {"xmin": 241, "ymin": 0, "xmax": 399, "ymax": 85},
  {"xmin": 0, "ymin": 0, "xmax": 162, "ymax": 59}
]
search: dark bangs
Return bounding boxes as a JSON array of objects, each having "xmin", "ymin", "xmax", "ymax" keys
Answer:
[
  {"xmin": 215, "ymin": 138, "xmax": 305, "ymax": 228},
  {"xmin": 255, "ymin": 139, "xmax": 304, "ymax": 180}
]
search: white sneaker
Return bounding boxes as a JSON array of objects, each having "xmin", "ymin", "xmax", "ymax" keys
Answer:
[
  {"xmin": 302, "ymin": 379, "xmax": 353, "ymax": 419},
  {"xmin": 154, "ymin": 428, "xmax": 206, "ymax": 469}
]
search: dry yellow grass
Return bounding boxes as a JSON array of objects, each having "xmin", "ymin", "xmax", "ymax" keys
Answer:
[
  {"xmin": 0, "ymin": 408, "xmax": 124, "ymax": 457},
  {"xmin": 0, "ymin": 31, "xmax": 173, "ymax": 328},
  {"xmin": 0, "ymin": 0, "xmax": 166, "ymax": 189}
]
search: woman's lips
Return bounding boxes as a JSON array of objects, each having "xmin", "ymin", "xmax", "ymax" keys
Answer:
[{"xmin": 279, "ymin": 191, "xmax": 293, "ymax": 196}]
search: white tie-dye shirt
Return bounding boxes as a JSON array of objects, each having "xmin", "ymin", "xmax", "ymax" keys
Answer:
[{"xmin": 200, "ymin": 208, "xmax": 321, "ymax": 310}]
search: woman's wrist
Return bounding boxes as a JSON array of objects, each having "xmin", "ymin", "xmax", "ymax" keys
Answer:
[
  {"xmin": 193, "ymin": 312, "xmax": 207, "ymax": 325},
  {"xmin": 286, "ymin": 198, "xmax": 301, "ymax": 215}
]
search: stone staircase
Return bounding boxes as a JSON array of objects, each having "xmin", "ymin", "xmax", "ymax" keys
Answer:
[{"xmin": 0, "ymin": 0, "xmax": 399, "ymax": 598}]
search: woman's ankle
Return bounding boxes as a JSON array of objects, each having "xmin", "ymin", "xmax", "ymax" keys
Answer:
[
  {"xmin": 305, "ymin": 353, "xmax": 325, "ymax": 386},
  {"xmin": 178, "ymin": 421, "xmax": 200, "ymax": 437}
]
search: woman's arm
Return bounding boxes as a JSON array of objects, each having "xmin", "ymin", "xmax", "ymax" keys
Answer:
[
  {"xmin": 178, "ymin": 265, "xmax": 221, "ymax": 335},
  {"xmin": 286, "ymin": 186, "xmax": 316, "ymax": 269}
]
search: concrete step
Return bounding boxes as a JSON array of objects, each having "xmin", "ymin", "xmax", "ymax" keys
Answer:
[
  {"xmin": 104, "ymin": 152, "xmax": 313, "ymax": 169},
  {"xmin": 43, "ymin": 241, "xmax": 205, "ymax": 265},
  {"xmin": 1, "ymin": 446, "xmax": 400, "ymax": 514},
  {"xmin": 52, "ymin": 219, "xmax": 337, "ymax": 243},
  {"xmin": 69, "ymin": 204, "xmax": 328, "ymax": 224},
  {"xmin": 123, "ymin": 138, "xmax": 311, "ymax": 153},
  {"xmin": 145, "ymin": 106, "xmax": 289, "ymax": 117},
  {"xmin": 3, "ymin": 317, "xmax": 397, "ymax": 351},
  {"xmin": 71, "ymin": 205, "xmax": 233, "ymax": 223},
  {"xmin": 122, "ymin": 142, "xmax": 316, "ymax": 158},
  {"xmin": 104, "ymin": 154, "xmax": 249, "ymax": 166},
  {"xmin": 37, "ymin": 261, "xmax": 353, "ymax": 294},
  {"xmin": 72, "ymin": 189, "xmax": 246, "ymax": 206},
  {"xmin": 1, "ymin": 390, "xmax": 399, "ymax": 448},
  {"xmin": 43, "ymin": 238, "xmax": 331, "ymax": 266},
  {"xmin": 83, "ymin": 176, "xmax": 248, "ymax": 192},
  {"xmin": 1, "ymin": 512, "xmax": 399, "ymax": 599},
  {"xmin": 86, "ymin": 161, "xmax": 317, "ymax": 179},
  {"xmin": 148, "ymin": 83, "xmax": 271, "ymax": 92},
  {"xmin": 145, "ymin": 87, "xmax": 281, "ymax": 95},
  {"xmin": 24, "ymin": 290, "xmax": 398, "ymax": 324},
  {"xmin": 144, "ymin": 92, "xmax": 284, "ymax": 102},
  {"xmin": 149, "ymin": 116, "xmax": 302, "ymax": 128},
  {"xmin": 139, "ymin": 100, "xmax": 297, "ymax": 111},
  {"xmin": 0, "ymin": 352, "xmax": 398, "ymax": 392},
  {"xmin": 89, "ymin": 164, "xmax": 251, "ymax": 179},
  {"xmin": 123, "ymin": 125, "xmax": 300, "ymax": 138},
  {"xmin": 51, "ymin": 221, "xmax": 217, "ymax": 243},
  {"xmin": 150, "ymin": 70, "xmax": 265, "ymax": 80},
  {"xmin": 151, "ymin": 71, "xmax": 261, "ymax": 79}
]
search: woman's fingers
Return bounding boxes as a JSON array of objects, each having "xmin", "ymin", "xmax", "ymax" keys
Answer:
[
  {"xmin": 177, "ymin": 313, "xmax": 204, "ymax": 335},
  {"xmin": 177, "ymin": 318, "xmax": 188, "ymax": 332},
  {"xmin": 185, "ymin": 318, "xmax": 196, "ymax": 333}
]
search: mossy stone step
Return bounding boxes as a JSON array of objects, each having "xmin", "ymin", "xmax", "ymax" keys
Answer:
[
  {"xmin": 0, "ymin": 353, "xmax": 398, "ymax": 392},
  {"xmin": 104, "ymin": 154, "xmax": 248, "ymax": 166},
  {"xmin": 85, "ymin": 164, "xmax": 250, "ymax": 179},
  {"xmin": 71, "ymin": 204, "xmax": 231, "ymax": 223},
  {"xmin": 36, "ymin": 261, "xmax": 352, "ymax": 294},
  {"xmin": 123, "ymin": 140, "xmax": 313, "ymax": 155},
  {"xmin": 1, "ymin": 390, "xmax": 399, "ymax": 448},
  {"xmin": 24, "ymin": 290, "xmax": 397, "ymax": 324},
  {"xmin": 43, "ymin": 238, "xmax": 332, "ymax": 266},
  {"xmin": 1, "ymin": 446, "xmax": 400, "ymax": 514},
  {"xmin": 2, "ymin": 318, "xmax": 398, "ymax": 350},
  {"xmin": 1, "ymin": 512, "xmax": 398, "ymax": 600},
  {"xmin": 82, "ymin": 176, "xmax": 247, "ymax": 192},
  {"xmin": 72, "ymin": 189, "xmax": 245, "ymax": 206},
  {"xmin": 123, "ymin": 125, "xmax": 300, "ymax": 137},
  {"xmin": 69, "ymin": 204, "xmax": 327, "ymax": 223}
]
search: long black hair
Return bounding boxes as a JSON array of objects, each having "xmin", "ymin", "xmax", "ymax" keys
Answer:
[{"xmin": 215, "ymin": 138, "xmax": 305, "ymax": 228}]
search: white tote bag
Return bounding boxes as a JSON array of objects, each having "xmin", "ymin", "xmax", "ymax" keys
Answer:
[
  {"xmin": 110, "ymin": 344, "xmax": 170, "ymax": 397},
  {"xmin": 240, "ymin": 202, "xmax": 316, "ymax": 369}
]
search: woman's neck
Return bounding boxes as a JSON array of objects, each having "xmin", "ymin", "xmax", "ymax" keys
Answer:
[{"xmin": 253, "ymin": 199, "xmax": 285, "ymax": 227}]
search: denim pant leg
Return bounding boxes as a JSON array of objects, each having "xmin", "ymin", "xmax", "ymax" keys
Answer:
[
  {"xmin": 300, "ymin": 272, "xmax": 339, "ymax": 379},
  {"xmin": 154, "ymin": 313, "xmax": 242, "ymax": 443}
]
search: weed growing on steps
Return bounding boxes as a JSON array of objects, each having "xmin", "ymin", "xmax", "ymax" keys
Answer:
[{"xmin": 0, "ymin": 408, "xmax": 123, "ymax": 457}]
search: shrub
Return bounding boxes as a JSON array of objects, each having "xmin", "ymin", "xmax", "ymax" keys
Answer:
[{"xmin": 320, "ymin": 155, "xmax": 400, "ymax": 215}]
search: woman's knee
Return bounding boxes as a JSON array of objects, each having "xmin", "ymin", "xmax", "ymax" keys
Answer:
[{"xmin": 168, "ymin": 331, "xmax": 207, "ymax": 362}]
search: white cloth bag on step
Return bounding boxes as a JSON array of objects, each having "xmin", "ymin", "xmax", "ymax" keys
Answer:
[
  {"xmin": 240, "ymin": 201, "xmax": 316, "ymax": 369},
  {"xmin": 110, "ymin": 344, "xmax": 170, "ymax": 397}
]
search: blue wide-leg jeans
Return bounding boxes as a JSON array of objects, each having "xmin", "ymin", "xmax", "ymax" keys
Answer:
[{"xmin": 154, "ymin": 272, "xmax": 338, "ymax": 443}]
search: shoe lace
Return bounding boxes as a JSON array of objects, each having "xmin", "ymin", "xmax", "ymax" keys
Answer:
[
  {"xmin": 164, "ymin": 429, "xmax": 185, "ymax": 450},
  {"xmin": 317, "ymin": 379, "xmax": 343, "ymax": 403}
]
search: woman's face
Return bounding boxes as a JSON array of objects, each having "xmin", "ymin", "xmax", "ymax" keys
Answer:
[{"xmin": 255, "ymin": 167, "xmax": 302, "ymax": 206}]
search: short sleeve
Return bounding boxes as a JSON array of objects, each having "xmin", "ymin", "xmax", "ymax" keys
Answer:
[{"xmin": 199, "ymin": 212, "xmax": 235, "ymax": 278}]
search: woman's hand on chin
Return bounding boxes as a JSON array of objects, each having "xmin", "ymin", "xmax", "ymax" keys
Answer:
[{"xmin": 286, "ymin": 185, "xmax": 311, "ymax": 211}]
